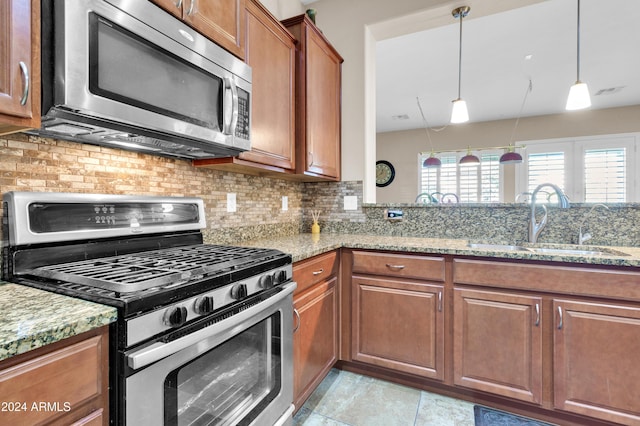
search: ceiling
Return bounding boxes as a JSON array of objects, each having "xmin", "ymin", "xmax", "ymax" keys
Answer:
[{"xmin": 376, "ymin": 0, "xmax": 640, "ymax": 133}]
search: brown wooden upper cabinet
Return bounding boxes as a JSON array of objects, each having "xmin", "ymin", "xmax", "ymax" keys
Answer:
[
  {"xmin": 193, "ymin": 0, "xmax": 296, "ymax": 174},
  {"xmin": 0, "ymin": 0, "xmax": 40, "ymax": 135},
  {"xmin": 283, "ymin": 14, "xmax": 343, "ymax": 181},
  {"xmin": 149, "ymin": 0, "xmax": 245, "ymax": 59}
]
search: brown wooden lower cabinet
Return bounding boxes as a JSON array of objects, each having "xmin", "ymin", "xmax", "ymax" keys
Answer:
[
  {"xmin": 553, "ymin": 299, "xmax": 640, "ymax": 425},
  {"xmin": 453, "ymin": 288, "xmax": 543, "ymax": 404},
  {"xmin": 352, "ymin": 276, "xmax": 444, "ymax": 380},
  {"xmin": 0, "ymin": 326, "xmax": 109, "ymax": 426},
  {"xmin": 293, "ymin": 251, "xmax": 339, "ymax": 411}
]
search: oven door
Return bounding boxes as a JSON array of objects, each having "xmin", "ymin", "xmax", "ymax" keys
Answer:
[{"xmin": 124, "ymin": 282, "xmax": 295, "ymax": 426}]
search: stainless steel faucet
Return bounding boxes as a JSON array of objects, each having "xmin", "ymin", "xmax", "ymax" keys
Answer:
[
  {"xmin": 578, "ymin": 203, "xmax": 610, "ymax": 245},
  {"xmin": 529, "ymin": 183, "xmax": 571, "ymax": 243}
]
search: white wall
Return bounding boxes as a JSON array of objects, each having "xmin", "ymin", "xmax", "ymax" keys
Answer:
[{"xmin": 259, "ymin": 0, "xmax": 304, "ymax": 19}]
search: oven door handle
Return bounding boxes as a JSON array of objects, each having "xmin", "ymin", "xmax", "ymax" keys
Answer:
[{"xmin": 126, "ymin": 281, "xmax": 296, "ymax": 370}]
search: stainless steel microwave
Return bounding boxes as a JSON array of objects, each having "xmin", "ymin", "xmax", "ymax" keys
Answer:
[{"xmin": 31, "ymin": 0, "xmax": 251, "ymax": 159}]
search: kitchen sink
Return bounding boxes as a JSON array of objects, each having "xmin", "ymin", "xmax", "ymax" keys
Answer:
[
  {"xmin": 466, "ymin": 243, "xmax": 630, "ymax": 257},
  {"xmin": 467, "ymin": 243, "xmax": 530, "ymax": 252},
  {"xmin": 529, "ymin": 247, "xmax": 630, "ymax": 257}
]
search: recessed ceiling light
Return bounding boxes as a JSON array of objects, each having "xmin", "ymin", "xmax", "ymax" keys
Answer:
[{"xmin": 524, "ymin": 54, "xmax": 533, "ymax": 60}]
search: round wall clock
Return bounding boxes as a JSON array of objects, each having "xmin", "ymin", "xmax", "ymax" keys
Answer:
[{"xmin": 376, "ymin": 160, "xmax": 395, "ymax": 187}]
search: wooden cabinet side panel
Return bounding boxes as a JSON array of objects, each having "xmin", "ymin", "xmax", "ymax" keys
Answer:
[
  {"xmin": 352, "ymin": 276, "xmax": 445, "ymax": 380},
  {"xmin": 553, "ymin": 299, "xmax": 640, "ymax": 424},
  {"xmin": 293, "ymin": 277, "xmax": 338, "ymax": 410},
  {"xmin": 240, "ymin": 0, "xmax": 295, "ymax": 169},
  {"xmin": 453, "ymin": 288, "xmax": 543, "ymax": 404}
]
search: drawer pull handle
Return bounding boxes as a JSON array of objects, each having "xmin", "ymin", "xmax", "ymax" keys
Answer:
[
  {"xmin": 557, "ymin": 306, "xmax": 563, "ymax": 330},
  {"xmin": 293, "ymin": 308, "xmax": 301, "ymax": 333},
  {"xmin": 187, "ymin": 0, "xmax": 195, "ymax": 15},
  {"xmin": 312, "ymin": 268, "xmax": 324, "ymax": 276},
  {"xmin": 535, "ymin": 303, "xmax": 540, "ymax": 326},
  {"xmin": 19, "ymin": 61, "xmax": 29, "ymax": 106},
  {"xmin": 438, "ymin": 291, "xmax": 442, "ymax": 312},
  {"xmin": 175, "ymin": 0, "xmax": 182, "ymax": 8},
  {"xmin": 385, "ymin": 264, "xmax": 405, "ymax": 271}
]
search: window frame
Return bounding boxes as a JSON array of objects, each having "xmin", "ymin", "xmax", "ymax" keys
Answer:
[
  {"xmin": 418, "ymin": 149, "xmax": 504, "ymax": 203},
  {"xmin": 515, "ymin": 133, "xmax": 640, "ymax": 203}
]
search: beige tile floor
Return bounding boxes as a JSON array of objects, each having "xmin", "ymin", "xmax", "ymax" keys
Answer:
[{"xmin": 293, "ymin": 369, "xmax": 475, "ymax": 426}]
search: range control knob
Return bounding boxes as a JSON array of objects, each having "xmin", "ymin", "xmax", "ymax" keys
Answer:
[
  {"xmin": 194, "ymin": 296, "xmax": 215, "ymax": 315},
  {"xmin": 274, "ymin": 269, "xmax": 288, "ymax": 284},
  {"xmin": 230, "ymin": 283, "xmax": 248, "ymax": 300},
  {"xmin": 163, "ymin": 306, "xmax": 188, "ymax": 327},
  {"xmin": 259, "ymin": 274, "xmax": 274, "ymax": 289}
]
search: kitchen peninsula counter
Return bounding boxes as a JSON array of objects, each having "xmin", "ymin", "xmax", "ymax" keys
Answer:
[
  {"xmin": 237, "ymin": 233, "xmax": 640, "ymax": 267},
  {"xmin": 0, "ymin": 282, "xmax": 117, "ymax": 361}
]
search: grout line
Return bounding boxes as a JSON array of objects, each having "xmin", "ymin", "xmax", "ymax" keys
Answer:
[{"xmin": 413, "ymin": 391, "xmax": 425, "ymax": 426}]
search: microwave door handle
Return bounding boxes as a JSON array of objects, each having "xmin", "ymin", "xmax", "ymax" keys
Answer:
[{"xmin": 223, "ymin": 77, "xmax": 239, "ymax": 136}]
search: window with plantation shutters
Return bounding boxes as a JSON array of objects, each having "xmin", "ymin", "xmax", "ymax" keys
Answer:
[
  {"xmin": 418, "ymin": 151, "xmax": 502, "ymax": 203},
  {"xmin": 516, "ymin": 133, "xmax": 639, "ymax": 202},
  {"xmin": 584, "ymin": 148, "xmax": 626, "ymax": 202},
  {"xmin": 527, "ymin": 152, "xmax": 566, "ymax": 196}
]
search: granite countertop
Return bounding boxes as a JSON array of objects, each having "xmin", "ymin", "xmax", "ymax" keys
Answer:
[
  {"xmin": 0, "ymin": 282, "xmax": 117, "ymax": 361},
  {"xmin": 238, "ymin": 233, "xmax": 640, "ymax": 267}
]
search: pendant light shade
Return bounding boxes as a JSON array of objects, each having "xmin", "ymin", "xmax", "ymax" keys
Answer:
[
  {"xmin": 451, "ymin": 99, "xmax": 469, "ymax": 124},
  {"xmin": 499, "ymin": 145, "xmax": 523, "ymax": 164},
  {"xmin": 451, "ymin": 6, "xmax": 470, "ymax": 124},
  {"xmin": 566, "ymin": 81, "xmax": 591, "ymax": 110},
  {"xmin": 423, "ymin": 151, "xmax": 442, "ymax": 168},
  {"xmin": 459, "ymin": 147, "xmax": 479, "ymax": 166},
  {"xmin": 566, "ymin": 0, "xmax": 591, "ymax": 110}
]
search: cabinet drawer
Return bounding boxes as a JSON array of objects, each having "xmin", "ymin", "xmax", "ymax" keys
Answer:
[
  {"xmin": 352, "ymin": 251, "xmax": 445, "ymax": 282},
  {"xmin": 293, "ymin": 250, "xmax": 339, "ymax": 295},
  {"xmin": 0, "ymin": 335, "xmax": 105, "ymax": 425}
]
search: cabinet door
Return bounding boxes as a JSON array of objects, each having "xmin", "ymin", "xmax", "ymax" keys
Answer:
[
  {"xmin": 352, "ymin": 276, "xmax": 444, "ymax": 380},
  {"xmin": 239, "ymin": 0, "xmax": 295, "ymax": 170},
  {"xmin": 554, "ymin": 299, "xmax": 640, "ymax": 425},
  {"xmin": 293, "ymin": 277, "xmax": 338, "ymax": 410},
  {"xmin": 453, "ymin": 288, "xmax": 542, "ymax": 404},
  {"xmin": 0, "ymin": 0, "xmax": 39, "ymax": 133},
  {"xmin": 303, "ymin": 27, "xmax": 341, "ymax": 179},
  {"xmin": 184, "ymin": 0, "xmax": 245, "ymax": 59}
]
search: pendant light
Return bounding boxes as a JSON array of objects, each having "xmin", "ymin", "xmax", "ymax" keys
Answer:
[
  {"xmin": 459, "ymin": 146, "xmax": 479, "ymax": 166},
  {"xmin": 451, "ymin": 6, "xmax": 470, "ymax": 124},
  {"xmin": 499, "ymin": 144, "xmax": 523, "ymax": 164},
  {"xmin": 566, "ymin": 0, "xmax": 591, "ymax": 110}
]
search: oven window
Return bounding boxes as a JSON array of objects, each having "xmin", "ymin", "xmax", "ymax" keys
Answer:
[
  {"xmin": 164, "ymin": 313, "xmax": 282, "ymax": 426},
  {"xmin": 88, "ymin": 13, "xmax": 222, "ymax": 131}
]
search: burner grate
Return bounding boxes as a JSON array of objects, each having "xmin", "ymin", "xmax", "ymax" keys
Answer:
[{"xmin": 27, "ymin": 245, "xmax": 283, "ymax": 293}]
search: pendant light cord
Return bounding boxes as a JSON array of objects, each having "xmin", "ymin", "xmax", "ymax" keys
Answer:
[
  {"xmin": 457, "ymin": 12, "xmax": 464, "ymax": 99},
  {"xmin": 509, "ymin": 79, "xmax": 533, "ymax": 145},
  {"xmin": 576, "ymin": 0, "xmax": 581, "ymax": 82}
]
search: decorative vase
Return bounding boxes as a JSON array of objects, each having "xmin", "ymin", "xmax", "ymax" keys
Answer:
[
  {"xmin": 306, "ymin": 8, "xmax": 316, "ymax": 24},
  {"xmin": 311, "ymin": 221, "xmax": 320, "ymax": 234}
]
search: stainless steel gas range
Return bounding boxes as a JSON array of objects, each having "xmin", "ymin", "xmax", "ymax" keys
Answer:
[{"xmin": 2, "ymin": 192, "xmax": 296, "ymax": 426}]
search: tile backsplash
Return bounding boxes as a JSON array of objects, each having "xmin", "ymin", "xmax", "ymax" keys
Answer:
[
  {"xmin": 0, "ymin": 133, "xmax": 305, "ymax": 244},
  {"xmin": 2, "ymin": 133, "xmax": 639, "ymax": 248}
]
